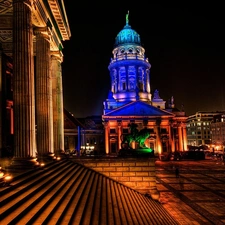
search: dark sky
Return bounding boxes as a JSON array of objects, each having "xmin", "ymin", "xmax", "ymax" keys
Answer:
[{"xmin": 61, "ymin": 2, "xmax": 225, "ymax": 118}]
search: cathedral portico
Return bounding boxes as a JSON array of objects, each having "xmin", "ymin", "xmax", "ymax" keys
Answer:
[{"xmin": 0, "ymin": 0, "xmax": 71, "ymax": 168}]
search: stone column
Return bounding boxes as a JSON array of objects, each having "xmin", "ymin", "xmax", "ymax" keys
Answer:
[
  {"xmin": 146, "ymin": 69, "xmax": 151, "ymax": 94},
  {"xmin": 51, "ymin": 52, "xmax": 64, "ymax": 155},
  {"xmin": 178, "ymin": 126, "xmax": 183, "ymax": 151},
  {"xmin": 0, "ymin": 47, "xmax": 2, "ymax": 156},
  {"xmin": 12, "ymin": 0, "xmax": 36, "ymax": 165},
  {"xmin": 135, "ymin": 66, "xmax": 139, "ymax": 100},
  {"xmin": 116, "ymin": 68, "xmax": 119, "ymax": 92},
  {"xmin": 125, "ymin": 66, "xmax": 128, "ymax": 90},
  {"xmin": 182, "ymin": 125, "xmax": 187, "ymax": 150},
  {"xmin": 155, "ymin": 120, "xmax": 162, "ymax": 154},
  {"xmin": 35, "ymin": 27, "xmax": 54, "ymax": 161},
  {"xmin": 115, "ymin": 69, "xmax": 118, "ymax": 93},
  {"xmin": 169, "ymin": 121, "xmax": 175, "ymax": 152},
  {"xmin": 117, "ymin": 122, "xmax": 122, "ymax": 150},
  {"xmin": 104, "ymin": 122, "xmax": 109, "ymax": 154}
]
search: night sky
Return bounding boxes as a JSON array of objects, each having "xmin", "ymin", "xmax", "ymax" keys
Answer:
[{"xmin": 61, "ymin": 2, "xmax": 225, "ymax": 118}]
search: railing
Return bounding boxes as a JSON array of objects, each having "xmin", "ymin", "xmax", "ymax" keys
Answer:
[{"xmin": 110, "ymin": 53, "xmax": 149, "ymax": 64}]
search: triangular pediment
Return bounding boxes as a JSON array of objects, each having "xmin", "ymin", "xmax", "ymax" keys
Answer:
[{"xmin": 103, "ymin": 101, "xmax": 174, "ymax": 118}]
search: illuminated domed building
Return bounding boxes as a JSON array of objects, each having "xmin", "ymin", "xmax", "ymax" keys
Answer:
[{"xmin": 102, "ymin": 12, "xmax": 188, "ymax": 156}]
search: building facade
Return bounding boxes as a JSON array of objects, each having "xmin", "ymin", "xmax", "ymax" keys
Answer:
[
  {"xmin": 210, "ymin": 113, "xmax": 225, "ymax": 151},
  {"xmin": 64, "ymin": 111, "xmax": 105, "ymax": 156},
  {"xmin": 0, "ymin": 0, "xmax": 71, "ymax": 166},
  {"xmin": 102, "ymin": 13, "xmax": 188, "ymax": 156},
  {"xmin": 186, "ymin": 111, "xmax": 222, "ymax": 147}
]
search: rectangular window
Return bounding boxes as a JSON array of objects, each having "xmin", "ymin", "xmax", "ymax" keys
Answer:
[
  {"xmin": 111, "ymin": 143, "xmax": 117, "ymax": 153},
  {"xmin": 110, "ymin": 129, "xmax": 116, "ymax": 134},
  {"xmin": 161, "ymin": 128, "xmax": 167, "ymax": 134},
  {"xmin": 122, "ymin": 82, "xmax": 126, "ymax": 90},
  {"xmin": 123, "ymin": 128, "xmax": 129, "ymax": 134},
  {"xmin": 138, "ymin": 82, "xmax": 143, "ymax": 91}
]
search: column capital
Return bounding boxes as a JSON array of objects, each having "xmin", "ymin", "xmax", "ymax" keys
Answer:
[
  {"xmin": 14, "ymin": 0, "xmax": 33, "ymax": 9},
  {"xmin": 34, "ymin": 27, "xmax": 51, "ymax": 40},
  {"xmin": 103, "ymin": 121, "xmax": 109, "ymax": 127},
  {"xmin": 51, "ymin": 51, "xmax": 63, "ymax": 63}
]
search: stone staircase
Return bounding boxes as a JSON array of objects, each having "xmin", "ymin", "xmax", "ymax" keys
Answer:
[{"xmin": 0, "ymin": 159, "xmax": 179, "ymax": 225}]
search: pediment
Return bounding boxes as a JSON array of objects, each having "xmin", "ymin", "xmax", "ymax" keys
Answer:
[{"xmin": 103, "ymin": 101, "xmax": 174, "ymax": 118}]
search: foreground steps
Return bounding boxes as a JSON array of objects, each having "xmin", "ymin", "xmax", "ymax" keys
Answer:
[{"xmin": 0, "ymin": 159, "xmax": 179, "ymax": 225}]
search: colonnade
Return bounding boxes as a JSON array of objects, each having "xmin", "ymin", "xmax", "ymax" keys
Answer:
[
  {"xmin": 103, "ymin": 120, "xmax": 187, "ymax": 155},
  {"xmin": 12, "ymin": 0, "xmax": 64, "ymax": 165}
]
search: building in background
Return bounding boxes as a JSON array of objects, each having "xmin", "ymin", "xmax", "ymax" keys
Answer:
[
  {"xmin": 102, "ymin": 13, "xmax": 188, "ymax": 156},
  {"xmin": 186, "ymin": 111, "xmax": 225, "ymax": 151},
  {"xmin": 64, "ymin": 110, "xmax": 105, "ymax": 155},
  {"xmin": 210, "ymin": 113, "xmax": 225, "ymax": 151}
]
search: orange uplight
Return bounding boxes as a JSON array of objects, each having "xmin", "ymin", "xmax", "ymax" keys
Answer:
[
  {"xmin": 4, "ymin": 175, "xmax": 12, "ymax": 181},
  {"xmin": 0, "ymin": 172, "xmax": 4, "ymax": 178}
]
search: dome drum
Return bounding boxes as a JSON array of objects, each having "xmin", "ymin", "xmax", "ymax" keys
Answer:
[
  {"xmin": 113, "ymin": 91, "xmax": 151, "ymax": 102},
  {"xmin": 113, "ymin": 92, "xmax": 137, "ymax": 102},
  {"xmin": 113, "ymin": 45, "xmax": 145, "ymax": 57}
]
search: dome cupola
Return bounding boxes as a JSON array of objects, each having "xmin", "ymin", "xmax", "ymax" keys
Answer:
[
  {"xmin": 103, "ymin": 11, "xmax": 151, "ymax": 114},
  {"xmin": 114, "ymin": 11, "xmax": 141, "ymax": 47}
]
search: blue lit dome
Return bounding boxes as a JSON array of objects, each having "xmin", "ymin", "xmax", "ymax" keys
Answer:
[{"xmin": 115, "ymin": 22, "xmax": 141, "ymax": 47}]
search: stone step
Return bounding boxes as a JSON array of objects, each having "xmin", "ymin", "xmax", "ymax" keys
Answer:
[
  {"xmin": 0, "ymin": 159, "xmax": 179, "ymax": 225},
  {"xmin": 0, "ymin": 160, "xmax": 74, "ymax": 223}
]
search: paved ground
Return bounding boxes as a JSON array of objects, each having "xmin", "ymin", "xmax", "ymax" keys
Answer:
[{"xmin": 155, "ymin": 159, "xmax": 225, "ymax": 225}]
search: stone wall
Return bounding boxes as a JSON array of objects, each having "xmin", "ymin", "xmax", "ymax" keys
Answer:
[{"xmin": 72, "ymin": 157, "xmax": 159, "ymax": 200}]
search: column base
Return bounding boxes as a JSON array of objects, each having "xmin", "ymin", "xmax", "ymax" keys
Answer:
[
  {"xmin": 37, "ymin": 152, "xmax": 56, "ymax": 163},
  {"xmin": 54, "ymin": 150, "xmax": 67, "ymax": 159},
  {"xmin": 6, "ymin": 157, "xmax": 39, "ymax": 175}
]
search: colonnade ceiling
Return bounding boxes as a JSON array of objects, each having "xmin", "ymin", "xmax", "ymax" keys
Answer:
[{"xmin": 0, "ymin": 0, "xmax": 71, "ymax": 55}]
